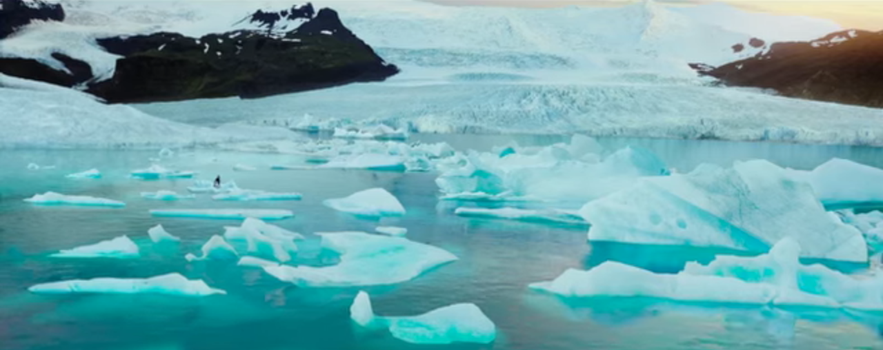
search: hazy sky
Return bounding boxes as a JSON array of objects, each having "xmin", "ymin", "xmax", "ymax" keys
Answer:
[{"xmin": 428, "ymin": 1, "xmax": 883, "ymax": 30}]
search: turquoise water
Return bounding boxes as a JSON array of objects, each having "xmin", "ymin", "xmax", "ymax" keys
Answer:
[{"xmin": 3, "ymin": 136, "xmax": 883, "ymax": 350}]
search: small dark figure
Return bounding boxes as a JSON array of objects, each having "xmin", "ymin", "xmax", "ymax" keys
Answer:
[{"xmin": 213, "ymin": 175, "xmax": 221, "ymax": 188}]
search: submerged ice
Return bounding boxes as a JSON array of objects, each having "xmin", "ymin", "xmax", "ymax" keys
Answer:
[
  {"xmin": 51, "ymin": 236, "xmax": 140, "ymax": 258},
  {"xmin": 580, "ymin": 160, "xmax": 867, "ymax": 263},
  {"xmin": 141, "ymin": 190, "xmax": 195, "ymax": 200},
  {"xmin": 323, "ymin": 188, "xmax": 406, "ymax": 217},
  {"xmin": 350, "ymin": 291, "xmax": 496, "ymax": 345},
  {"xmin": 29, "ymin": 273, "xmax": 226, "ymax": 296},
  {"xmin": 262, "ymin": 231, "xmax": 457, "ymax": 287},
  {"xmin": 150, "ymin": 209, "xmax": 294, "ymax": 220},
  {"xmin": 25, "ymin": 192, "xmax": 125, "ymax": 208}
]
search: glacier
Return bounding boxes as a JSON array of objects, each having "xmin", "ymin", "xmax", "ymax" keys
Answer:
[
  {"xmin": 323, "ymin": 188, "xmax": 406, "ymax": 217},
  {"xmin": 140, "ymin": 190, "xmax": 195, "ymax": 201},
  {"xmin": 24, "ymin": 191, "xmax": 125, "ymax": 208},
  {"xmin": 28, "ymin": 273, "xmax": 226, "ymax": 296},
  {"xmin": 262, "ymin": 231, "xmax": 457, "ymax": 287},
  {"xmin": 532, "ymin": 238, "xmax": 883, "ymax": 310},
  {"xmin": 375, "ymin": 226, "xmax": 407, "ymax": 237},
  {"xmin": 185, "ymin": 235, "xmax": 238, "ymax": 262},
  {"xmin": 580, "ymin": 160, "xmax": 868, "ymax": 263},
  {"xmin": 454, "ymin": 207, "xmax": 587, "ymax": 226},
  {"xmin": 350, "ymin": 291, "xmax": 496, "ymax": 345},
  {"xmin": 65, "ymin": 169, "xmax": 101, "ymax": 179},
  {"xmin": 150, "ymin": 209, "xmax": 294, "ymax": 221},
  {"xmin": 50, "ymin": 236, "xmax": 140, "ymax": 259},
  {"xmin": 147, "ymin": 225, "xmax": 181, "ymax": 244}
]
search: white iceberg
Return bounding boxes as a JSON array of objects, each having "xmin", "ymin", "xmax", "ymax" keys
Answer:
[
  {"xmin": 790, "ymin": 159, "xmax": 883, "ymax": 208},
  {"xmin": 350, "ymin": 291, "xmax": 496, "ymax": 345},
  {"xmin": 223, "ymin": 226, "xmax": 298, "ymax": 263},
  {"xmin": 27, "ymin": 163, "xmax": 56, "ymax": 170},
  {"xmin": 148, "ymin": 225, "xmax": 181, "ymax": 243},
  {"xmin": 262, "ymin": 231, "xmax": 457, "ymax": 287},
  {"xmin": 233, "ymin": 164, "xmax": 257, "ymax": 171},
  {"xmin": 375, "ymin": 226, "xmax": 408, "ymax": 237},
  {"xmin": 150, "ymin": 209, "xmax": 294, "ymax": 220},
  {"xmin": 532, "ymin": 238, "xmax": 883, "ymax": 310},
  {"xmin": 131, "ymin": 165, "xmax": 195, "ymax": 180},
  {"xmin": 185, "ymin": 235, "xmax": 238, "ymax": 262},
  {"xmin": 140, "ymin": 190, "xmax": 195, "ymax": 201},
  {"xmin": 454, "ymin": 207, "xmax": 587, "ymax": 226},
  {"xmin": 318, "ymin": 154, "xmax": 406, "ymax": 171},
  {"xmin": 212, "ymin": 189, "xmax": 302, "ymax": 201},
  {"xmin": 333, "ymin": 125, "xmax": 408, "ymax": 140},
  {"xmin": 187, "ymin": 179, "xmax": 238, "ymax": 193},
  {"xmin": 239, "ymin": 218, "xmax": 305, "ymax": 241},
  {"xmin": 25, "ymin": 192, "xmax": 125, "ymax": 208},
  {"xmin": 28, "ymin": 273, "xmax": 225, "ymax": 296},
  {"xmin": 66, "ymin": 169, "xmax": 101, "ymax": 179},
  {"xmin": 237, "ymin": 256, "xmax": 281, "ymax": 268},
  {"xmin": 580, "ymin": 160, "xmax": 868, "ymax": 262},
  {"xmin": 50, "ymin": 236, "xmax": 140, "ymax": 258},
  {"xmin": 323, "ymin": 188, "xmax": 406, "ymax": 217}
]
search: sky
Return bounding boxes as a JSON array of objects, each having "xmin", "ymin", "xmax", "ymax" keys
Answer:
[{"xmin": 428, "ymin": 1, "xmax": 883, "ymax": 30}]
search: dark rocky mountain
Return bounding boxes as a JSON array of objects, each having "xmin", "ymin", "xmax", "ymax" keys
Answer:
[
  {"xmin": 695, "ymin": 30, "xmax": 883, "ymax": 109},
  {"xmin": 0, "ymin": 0, "xmax": 399, "ymax": 103},
  {"xmin": 0, "ymin": 0, "xmax": 64, "ymax": 39}
]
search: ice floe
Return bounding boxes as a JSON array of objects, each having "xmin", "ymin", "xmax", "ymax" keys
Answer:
[
  {"xmin": 27, "ymin": 163, "xmax": 55, "ymax": 170},
  {"xmin": 65, "ymin": 169, "xmax": 101, "ymax": 179},
  {"xmin": 454, "ymin": 207, "xmax": 587, "ymax": 226},
  {"xmin": 148, "ymin": 225, "xmax": 181, "ymax": 243},
  {"xmin": 140, "ymin": 190, "xmax": 195, "ymax": 201},
  {"xmin": 223, "ymin": 221, "xmax": 299, "ymax": 263},
  {"xmin": 318, "ymin": 154, "xmax": 406, "ymax": 171},
  {"xmin": 262, "ymin": 231, "xmax": 457, "ymax": 287},
  {"xmin": 187, "ymin": 179, "xmax": 239, "ymax": 193},
  {"xmin": 323, "ymin": 188, "xmax": 406, "ymax": 217},
  {"xmin": 375, "ymin": 226, "xmax": 408, "ymax": 237},
  {"xmin": 150, "ymin": 209, "xmax": 294, "ymax": 220},
  {"xmin": 237, "ymin": 256, "xmax": 281, "ymax": 268},
  {"xmin": 50, "ymin": 236, "xmax": 140, "ymax": 258},
  {"xmin": 350, "ymin": 291, "xmax": 496, "ymax": 345},
  {"xmin": 185, "ymin": 235, "xmax": 238, "ymax": 262},
  {"xmin": 25, "ymin": 192, "xmax": 125, "ymax": 207},
  {"xmin": 131, "ymin": 165, "xmax": 195, "ymax": 180},
  {"xmin": 580, "ymin": 160, "xmax": 868, "ymax": 262},
  {"xmin": 212, "ymin": 189, "xmax": 303, "ymax": 201},
  {"xmin": 29, "ymin": 273, "xmax": 226, "ymax": 296}
]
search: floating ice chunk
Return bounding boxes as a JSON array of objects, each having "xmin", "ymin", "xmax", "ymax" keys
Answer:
[
  {"xmin": 50, "ymin": 236, "xmax": 140, "ymax": 258},
  {"xmin": 404, "ymin": 156, "xmax": 433, "ymax": 172},
  {"xmin": 319, "ymin": 154, "xmax": 406, "ymax": 171},
  {"xmin": 27, "ymin": 163, "xmax": 55, "ymax": 170},
  {"xmin": 793, "ymin": 159, "xmax": 883, "ymax": 208},
  {"xmin": 350, "ymin": 291, "xmax": 496, "ymax": 345},
  {"xmin": 158, "ymin": 148, "xmax": 174, "ymax": 157},
  {"xmin": 440, "ymin": 191, "xmax": 537, "ymax": 202},
  {"xmin": 25, "ymin": 192, "xmax": 125, "ymax": 208},
  {"xmin": 28, "ymin": 273, "xmax": 225, "ymax": 296},
  {"xmin": 455, "ymin": 207, "xmax": 587, "ymax": 226},
  {"xmin": 131, "ymin": 165, "xmax": 195, "ymax": 180},
  {"xmin": 375, "ymin": 226, "xmax": 407, "ymax": 236},
  {"xmin": 237, "ymin": 256, "xmax": 281, "ymax": 267},
  {"xmin": 187, "ymin": 179, "xmax": 238, "ymax": 193},
  {"xmin": 580, "ymin": 160, "xmax": 867, "ymax": 262},
  {"xmin": 150, "ymin": 209, "xmax": 294, "ymax": 220},
  {"xmin": 223, "ymin": 226, "xmax": 298, "ymax": 263},
  {"xmin": 141, "ymin": 190, "xmax": 195, "ymax": 201},
  {"xmin": 185, "ymin": 235, "xmax": 238, "ymax": 262},
  {"xmin": 323, "ymin": 188, "xmax": 406, "ymax": 217},
  {"xmin": 148, "ymin": 225, "xmax": 181, "ymax": 243},
  {"xmin": 333, "ymin": 125, "xmax": 408, "ymax": 140},
  {"xmin": 240, "ymin": 217, "xmax": 305, "ymax": 241},
  {"xmin": 212, "ymin": 189, "xmax": 302, "ymax": 201},
  {"xmin": 410, "ymin": 142, "xmax": 456, "ymax": 159},
  {"xmin": 233, "ymin": 164, "xmax": 257, "ymax": 171},
  {"xmin": 66, "ymin": 169, "xmax": 101, "ymax": 179},
  {"xmin": 262, "ymin": 232, "xmax": 457, "ymax": 287}
]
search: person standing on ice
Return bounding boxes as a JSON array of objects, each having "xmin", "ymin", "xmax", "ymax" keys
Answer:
[{"xmin": 213, "ymin": 176, "xmax": 221, "ymax": 188}]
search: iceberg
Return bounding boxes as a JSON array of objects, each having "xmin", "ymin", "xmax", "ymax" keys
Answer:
[
  {"xmin": 27, "ymin": 163, "xmax": 55, "ymax": 170},
  {"xmin": 66, "ymin": 169, "xmax": 102, "ymax": 179},
  {"xmin": 580, "ymin": 160, "xmax": 868, "ymax": 262},
  {"xmin": 454, "ymin": 207, "xmax": 588, "ymax": 226},
  {"xmin": 318, "ymin": 154, "xmax": 406, "ymax": 171},
  {"xmin": 28, "ymin": 273, "xmax": 225, "ymax": 296},
  {"xmin": 350, "ymin": 291, "xmax": 496, "ymax": 345},
  {"xmin": 239, "ymin": 218, "xmax": 305, "ymax": 241},
  {"xmin": 150, "ymin": 209, "xmax": 294, "ymax": 220},
  {"xmin": 223, "ymin": 226, "xmax": 298, "ymax": 263},
  {"xmin": 212, "ymin": 189, "xmax": 302, "ymax": 201},
  {"xmin": 25, "ymin": 192, "xmax": 125, "ymax": 208},
  {"xmin": 50, "ymin": 236, "xmax": 140, "ymax": 258},
  {"xmin": 158, "ymin": 148, "xmax": 175, "ymax": 157},
  {"xmin": 187, "ymin": 179, "xmax": 239, "ymax": 193},
  {"xmin": 237, "ymin": 256, "xmax": 281, "ymax": 267},
  {"xmin": 838, "ymin": 210, "xmax": 883, "ymax": 253},
  {"xmin": 185, "ymin": 235, "xmax": 238, "ymax": 262},
  {"xmin": 131, "ymin": 165, "xmax": 195, "ymax": 180},
  {"xmin": 148, "ymin": 225, "xmax": 181, "ymax": 243},
  {"xmin": 140, "ymin": 190, "xmax": 195, "ymax": 201},
  {"xmin": 323, "ymin": 188, "xmax": 406, "ymax": 217},
  {"xmin": 333, "ymin": 125, "xmax": 408, "ymax": 140},
  {"xmin": 375, "ymin": 226, "xmax": 408, "ymax": 237},
  {"xmin": 262, "ymin": 232, "xmax": 457, "ymax": 287},
  {"xmin": 532, "ymin": 238, "xmax": 883, "ymax": 310},
  {"xmin": 790, "ymin": 159, "xmax": 883, "ymax": 209}
]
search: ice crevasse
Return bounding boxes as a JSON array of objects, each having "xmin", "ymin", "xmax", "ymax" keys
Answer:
[
  {"xmin": 350, "ymin": 291, "xmax": 496, "ymax": 345},
  {"xmin": 580, "ymin": 159, "xmax": 868, "ymax": 263}
]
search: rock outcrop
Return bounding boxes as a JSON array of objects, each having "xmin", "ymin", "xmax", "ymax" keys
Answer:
[{"xmin": 0, "ymin": 0, "xmax": 64, "ymax": 39}]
